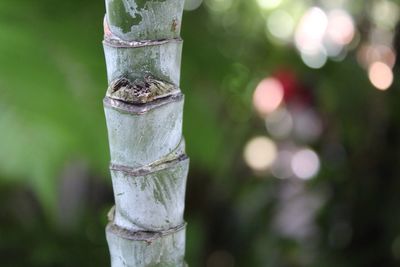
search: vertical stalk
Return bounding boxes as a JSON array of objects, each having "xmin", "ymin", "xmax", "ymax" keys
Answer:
[{"xmin": 102, "ymin": 1, "xmax": 188, "ymax": 266}]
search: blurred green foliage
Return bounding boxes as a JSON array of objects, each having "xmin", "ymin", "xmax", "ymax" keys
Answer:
[
  {"xmin": 0, "ymin": 0, "xmax": 109, "ymax": 212},
  {"xmin": 1, "ymin": 0, "xmax": 400, "ymax": 267}
]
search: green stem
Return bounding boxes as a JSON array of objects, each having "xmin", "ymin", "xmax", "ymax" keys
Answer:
[{"xmin": 102, "ymin": 0, "xmax": 188, "ymax": 266}]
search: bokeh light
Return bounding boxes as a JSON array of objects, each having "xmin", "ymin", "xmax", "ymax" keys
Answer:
[
  {"xmin": 267, "ymin": 10, "xmax": 295, "ymax": 42},
  {"xmin": 295, "ymin": 7, "xmax": 328, "ymax": 54},
  {"xmin": 244, "ymin": 136, "xmax": 277, "ymax": 172},
  {"xmin": 265, "ymin": 107, "xmax": 293, "ymax": 139},
  {"xmin": 371, "ymin": 0, "xmax": 400, "ymax": 30},
  {"xmin": 256, "ymin": 0, "xmax": 282, "ymax": 10},
  {"xmin": 292, "ymin": 107, "xmax": 323, "ymax": 143},
  {"xmin": 357, "ymin": 44, "xmax": 397, "ymax": 69},
  {"xmin": 253, "ymin": 78, "xmax": 284, "ymax": 116},
  {"xmin": 291, "ymin": 148, "xmax": 320, "ymax": 180},
  {"xmin": 294, "ymin": 7, "xmax": 357, "ymax": 68},
  {"xmin": 300, "ymin": 49, "xmax": 328, "ymax": 69},
  {"xmin": 368, "ymin": 61, "xmax": 393, "ymax": 91},
  {"xmin": 326, "ymin": 9, "xmax": 355, "ymax": 46},
  {"xmin": 205, "ymin": 0, "xmax": 233, "ymax": 12},
  {"xmin": 271, "ymin": 150, "xmax": 293, "ymax": 179},
  {"xmin": 273, "ymin": 183, "xmax": 323, "ymax": 240},
  {"xmin": 184, "ymin": 0, "xmax": 203, "ymax": 11}
]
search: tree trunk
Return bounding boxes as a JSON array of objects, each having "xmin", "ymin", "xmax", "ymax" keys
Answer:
[{"xmin": 102, "ymin": 1, "xmax": 188, "ymax": 266}]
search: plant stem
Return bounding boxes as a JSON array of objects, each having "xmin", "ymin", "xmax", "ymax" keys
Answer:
[{"xmin": 102, "ymin": 1, "xmax": 188, "ymax": 266}]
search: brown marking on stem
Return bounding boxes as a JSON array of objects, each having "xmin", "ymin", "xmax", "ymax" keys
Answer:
[{"xmin": 171, "ymin": 18, "xmax": 179, "ymax": 32}]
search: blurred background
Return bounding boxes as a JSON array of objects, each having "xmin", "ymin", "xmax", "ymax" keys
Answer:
[{"xmin": 1, "ymin": 0, "xmax": 400, "ymax": 266}]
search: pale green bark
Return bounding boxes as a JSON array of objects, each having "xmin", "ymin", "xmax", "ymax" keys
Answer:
[
  {"xmin": 105, "ymin": 0, "xmax": 184, "ymax": 41},
  {"xmin": 102, "ymin": 0, "xmax": 188, "ymax": 266},
  {"xmin": 103, "ymin": 39, "xmax": 182, "ymax": 87},
  {"xmin": 106, "ymin": 223, "xmax": 186, "ymax": 267}
]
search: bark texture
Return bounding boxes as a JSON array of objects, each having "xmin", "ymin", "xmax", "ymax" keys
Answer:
[{"xmin": 102, "ymin": 1, "xmax": 188, "ymax": 266}]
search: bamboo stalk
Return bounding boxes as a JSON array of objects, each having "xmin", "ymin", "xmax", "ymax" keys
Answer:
[{"xmin": 102, "ymin": 0, "xmax": 188, "ymax": 266}]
